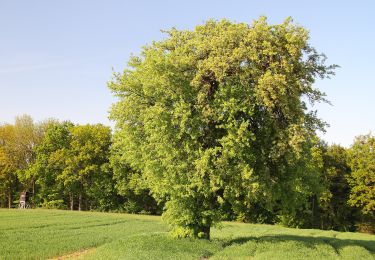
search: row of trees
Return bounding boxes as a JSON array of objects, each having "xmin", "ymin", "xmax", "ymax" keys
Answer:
[
  {"xmin": 0, "ymin": 115, "xmax": 373, "ymax": 233},
  {"xmin": 0, "ymin": 116, "xmax": 158, "ymax": 213}
]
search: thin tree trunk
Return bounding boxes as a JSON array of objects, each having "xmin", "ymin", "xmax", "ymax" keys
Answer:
[
  {"xmin": 2, "ymin": 191, "xmax": 5, "ymax": 208},
  {"xmin": 312, "ymin": 196, "xmax": 315, "ymax": 227},
  {"xmin": 8, "ymin": 189, "xmax": 11, "ymax": 209},
  {"xmin": 32, "ymin": 179, "xmax": 35, "ymax": 203},
  {"xmin": 78, "ymin": 193, "xmax": 82, "ymax": 211},
  {"xmin": 202, "ymin": 226, "xmax": 211, "ymax": 240},
  {"xmin": 70, "ymin": 193, "xmax": 74, "ymax": 210}
]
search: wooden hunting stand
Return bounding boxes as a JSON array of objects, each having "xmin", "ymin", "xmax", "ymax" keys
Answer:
[{"xmin": 18, "ymin": 191, "xmax": 27, "ymax": 209}]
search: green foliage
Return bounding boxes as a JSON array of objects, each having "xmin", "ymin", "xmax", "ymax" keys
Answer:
[
  {"xmin": 28, "ymin": 122, "xmax": 117, "ymax": 211},
  {"xmin": 41, "ymin": 199, "xmax": 67, "ymax": 209},
  {"xmin": 59, "ymin": 124, "xmax": 114, "ymax": 210},
  {"xmin": 32, "ymin": 121, "xmax": 73, "ymax": 206},
  {"xmin": 347, "ymin": 134, "xmax": 375, "ymax": 224},
  {"xmin": 109, "ymin": 17, "xmax": 335, "ymax": 238},
  {"xmin": 11, "ymin": 115, "xmax": 51, "ymax": 194},
  {"xmin": 111, "ymin": 136, "xmax": 161, "ymax": 214},
  {"xmin": 318, "ymin": 143, "xmax": 358, "ymax": 231},
  {"xmin": 0, "ymin": 116, "xmax": 52, "ymax": 207},
  {"xmin": 0, "ymin": 124, "xmax": 17, "ymax": 208}
]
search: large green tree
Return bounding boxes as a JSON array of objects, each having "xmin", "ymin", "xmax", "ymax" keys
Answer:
[{"xmin": 109, "ymin": 17, "xmax": 336, "ymax": 239}]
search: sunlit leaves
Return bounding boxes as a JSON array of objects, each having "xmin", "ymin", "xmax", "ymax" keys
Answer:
[{"xmin": 109, "ymin": 17, "xmax": 335, "ymax": 238}]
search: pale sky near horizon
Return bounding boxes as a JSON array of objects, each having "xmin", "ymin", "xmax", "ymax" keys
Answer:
[{"xmin": 0, "ymin": 1, "xmax": 374, "ymax": 147}]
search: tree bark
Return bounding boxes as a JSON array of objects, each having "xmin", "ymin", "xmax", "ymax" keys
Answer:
[
  {"xmin": 70, "ymin": 193, "xmax": 74, "ymax": 210},
  {"xmin": 78, "ymin": 193, "xmax": 82, "ymax": 211},
  {"xmin": 32, "ymin": 179, "xmax": 35, "ymax": 203},
  {"xmin": 201, "ymin": 226, "xmax": 211, "ymax": 240},
  {"xmin": 2, "ymin": 191, "xmax": 5, "ymax": 208},
  {"xmin": 8, "ymin": 189, "xmax": 11, "ymax": 209},
  {"xmin": 312, "ymin": 196, "xmax": 315, "ymax": 227}
]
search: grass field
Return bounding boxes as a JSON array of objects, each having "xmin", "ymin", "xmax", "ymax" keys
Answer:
[{"xmin": 0, "ymin": 209, "xmax": 374, "ymax": 259}]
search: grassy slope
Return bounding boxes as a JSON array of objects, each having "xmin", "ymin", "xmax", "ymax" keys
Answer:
[{"xmin": 0, "ymin": 209, "xmax": 373, "ymax": 260}]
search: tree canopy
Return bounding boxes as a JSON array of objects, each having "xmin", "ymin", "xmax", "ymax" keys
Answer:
[
  {"xmin": 347, "ymin": 134, "xmax": 375, "ymax": 217},
  {"xmin": 109, "ymin": 17, "xmax": 336, "ymax": 238},
  {"xmin": 30, "ymin": 122, "xmax": 114, "ymax": 211}
]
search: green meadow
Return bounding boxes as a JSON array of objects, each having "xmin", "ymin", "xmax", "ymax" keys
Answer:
[{"xmin": 0, "ymin": 209, "xmax": 373, "ymax": 259}]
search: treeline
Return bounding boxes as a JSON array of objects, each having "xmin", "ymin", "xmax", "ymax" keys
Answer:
[
  {"xmin": 0, "ymin": 115, "xmax": 373, "ymax": 232},
  {"xmin": 0, "ymin": 115, "xmax": 159, "ymax": 214}
]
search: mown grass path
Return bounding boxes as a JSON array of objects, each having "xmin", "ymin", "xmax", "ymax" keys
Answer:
[{"xmin": 0, "ymin": 209, "xmax": 373, "ymax": 259}]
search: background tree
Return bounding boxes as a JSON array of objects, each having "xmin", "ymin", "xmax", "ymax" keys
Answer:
[
  {"xmin": 347, "ymin": 134, "xmax": 375, "ymax": 232},
  {"xmin": 11, "ymin": 115, "xmax": 50, "ymax": 204},
  {"xmin": 27, "ymin": 122, "xmax": 116, "ymax": 211},
  {"xmin": 58, "ymin": 124, "xmax": 114, "ymax": 211},
  {"xmin": 0, "ymin": 116, "xmax": 50, "ymax": 207},
  {"xmin": 318, "ymin": 143, "xmax": 357, "ymax": 231},
  {"xmin": 0, "ymin": 124, "xmax": 17, "ymax": 208},
  {"xmin": 30, "ymin": 121, "xmax": 73, "ymax": 209},
  {"xmin": 109, "ymin": 17, "xmax": 336, "ymax": 239}
]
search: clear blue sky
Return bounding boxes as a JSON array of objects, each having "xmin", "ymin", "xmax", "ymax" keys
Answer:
[{"xmin": 1, "ymin": 1, "xmax": 374, "ymax": 147}]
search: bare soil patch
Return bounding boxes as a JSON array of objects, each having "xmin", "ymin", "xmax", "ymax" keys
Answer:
[{"xmin": 49, "ymin": 248, "xmax": 96, "ymax": 259}]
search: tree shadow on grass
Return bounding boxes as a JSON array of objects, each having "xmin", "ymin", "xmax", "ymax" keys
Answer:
[{"xmin": 223, "ymin": 233, "xmax": 375, "ymax": 253}]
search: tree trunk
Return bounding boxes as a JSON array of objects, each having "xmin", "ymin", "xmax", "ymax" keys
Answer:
[
  {"xmin": 2, "ymin": 191, "xmax": 5, "ymax": 208},
  {"xmin": 78, "ymin": 193, "xmax": 82, "ymax": 211},
  {"xmin": 201, "ymin": 226, "xmax": 211, "ymax": 240},
  {"xmin": 8, "ymin": 189, "xmax": 11, "ymax": 209},
  {"xmin": 32, "ymin": 179, "xmax": 35, "ymax": 204},
  {"xmin": 70, "ymin": 193, "xmax": 74, "ymax": 210},
  {"xmin": 311, "ymin": 196, "xmax": 315, "ymax": 227}
]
